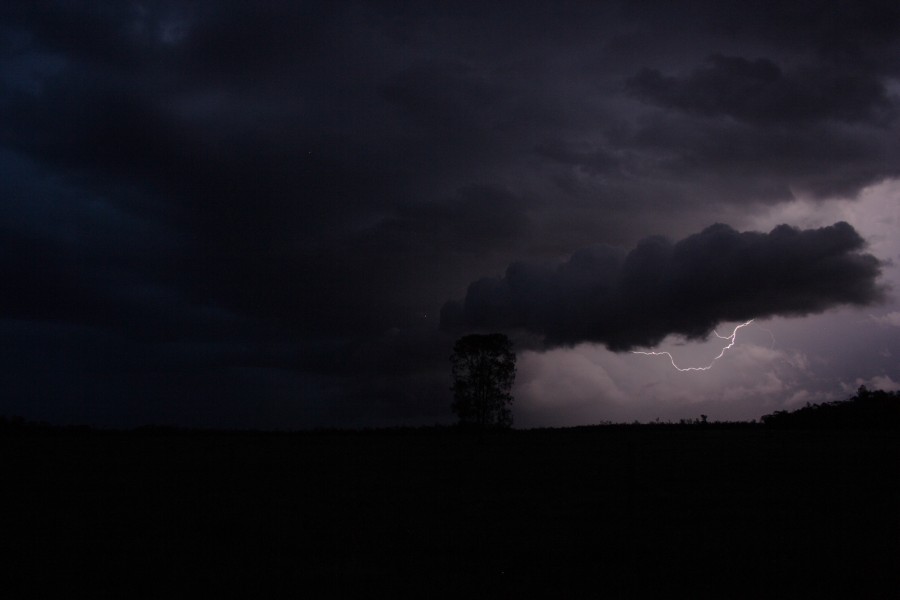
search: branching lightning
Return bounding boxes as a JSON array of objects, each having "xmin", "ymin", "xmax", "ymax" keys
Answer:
[{"xmin": 632, "ymin": 320, "xmax": 754, "ymax": 371}]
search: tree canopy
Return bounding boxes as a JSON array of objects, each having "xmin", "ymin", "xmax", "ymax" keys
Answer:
[{"xmin": 450, "ymin": 333, "xmax": 516, "ymax": 428}]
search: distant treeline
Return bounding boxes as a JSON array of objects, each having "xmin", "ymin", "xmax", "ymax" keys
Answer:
[
  {"xmin": 2, "ymin": 386, "xmax": 898, "ymax": 433},
  {"xmin": 760, "ymin": 386, "xmax": 899, "ymax": 430},
  {"xmin": 0, "ymin": 415, "xmax": 94, "ymax": 435}
]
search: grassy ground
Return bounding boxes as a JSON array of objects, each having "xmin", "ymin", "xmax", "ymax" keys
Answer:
[{"xmin": 1, "ymin": 426, "xmax": 897, "ymax": 597}]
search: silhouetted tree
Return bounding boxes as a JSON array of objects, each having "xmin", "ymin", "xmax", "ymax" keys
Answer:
[{"xmin": 450, "ymin": 333, "xmax": 516, "ymax": 428}]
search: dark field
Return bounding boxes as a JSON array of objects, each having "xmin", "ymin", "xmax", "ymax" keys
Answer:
[{"xmin": 2, "ymin": 426, "xmax": 897, "ymax": 598}]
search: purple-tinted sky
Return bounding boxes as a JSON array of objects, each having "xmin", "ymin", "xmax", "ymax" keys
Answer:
[{"xmin": 1, "ymin": 1, "xmax": 899, "ymax": 428}]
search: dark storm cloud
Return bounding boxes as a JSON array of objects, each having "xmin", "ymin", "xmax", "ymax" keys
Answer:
[
  {"xmin": 1, "ymin": 3, "xmax": 414, "ymax": 333},
  {"xmin": 1, "ymin": 0, "xmax": 899, "ymax": 426},
  {"xmin": 626, "ymin": 54, "xmax": 895, "ymax": 125},
  {"xmin": 567, "ymin": 1, "xmax": 900, "ymax": 205},
  {"xmin": 549, "ymin": 39, "xmax": 900, "ymax": 203},
  {"xmin": 442, "ymin": 222, "xmax": 886, "ymax": 351}
]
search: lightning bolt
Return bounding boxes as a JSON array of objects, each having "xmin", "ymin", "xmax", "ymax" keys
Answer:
[{"xmin": 632, "ymin": 320, "xmax": 754, "ymax": 371}]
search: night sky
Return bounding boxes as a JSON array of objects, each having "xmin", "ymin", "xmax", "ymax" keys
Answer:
[{"xmin": 2, "ymin": 1, "xmax": 899, "ymax": 429}]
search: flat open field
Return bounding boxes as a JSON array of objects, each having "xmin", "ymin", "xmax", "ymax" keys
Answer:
[{"xmin": 2, "ymin": 426, "xmax": 897, "ymax": 597}]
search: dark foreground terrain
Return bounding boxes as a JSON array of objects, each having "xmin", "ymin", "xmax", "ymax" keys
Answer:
[{"xmin": 1, "ymin": 425, "xmax": 897, "ymax": 598}]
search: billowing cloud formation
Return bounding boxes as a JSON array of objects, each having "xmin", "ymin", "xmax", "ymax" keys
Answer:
[
  {"xmin": 1, "ymin": 1, "xmax": 899, "ymax": 427},
  {"xmin": 442, "ymin": 222, "xmax": 885, "ymax": 350}
]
